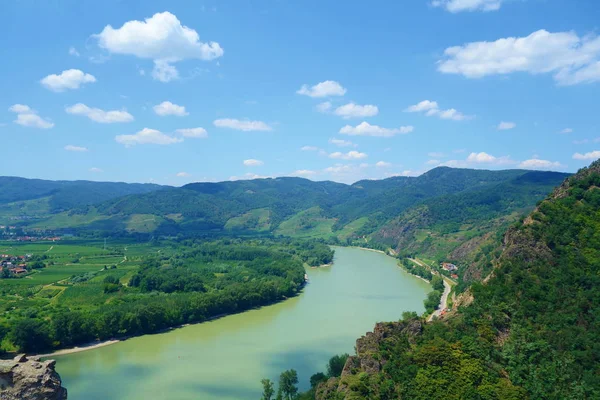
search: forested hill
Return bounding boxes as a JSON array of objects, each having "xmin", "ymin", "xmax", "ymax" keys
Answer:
[
  {"xmin": 0, "ymin": 176, "xmax": 165, "ymax": 214},
  {"xmin": 6, "ymin": 168, "xmax": 568, "ymax": 245},
  {"xmin": 310, "ymin": 161, "xmax": 600, "ymax": 399}
]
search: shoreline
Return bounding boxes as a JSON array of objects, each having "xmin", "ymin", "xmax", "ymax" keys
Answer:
[
  {"xmin": 349, "ymin": 246, "xmax": 386, "ymax": 255},
  {"xmin": 36, "ymin": 339, "xmax": 121, "ymax": 358}
]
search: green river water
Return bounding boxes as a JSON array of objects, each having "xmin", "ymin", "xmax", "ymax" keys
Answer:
[{"xmin": 54, "ymin": 246, "xmax": 430, "ymax": 399}]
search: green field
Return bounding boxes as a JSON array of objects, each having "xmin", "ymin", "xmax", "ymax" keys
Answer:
[
  {"xmin": 225, "ymin": 208, "xmax": 272, "ymax": 232},
  {"xmin": 275, "ymin": 207, "xmax": 336, "ymax": 238}
]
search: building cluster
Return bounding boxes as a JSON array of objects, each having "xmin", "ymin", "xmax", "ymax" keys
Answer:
[
  {"xmin": 0, "ymin": 253, "xmax": 32, "ymax": 275},
  {"xmin": 441, "ymin": 262, "xmax": 458, "ymax": 271}
]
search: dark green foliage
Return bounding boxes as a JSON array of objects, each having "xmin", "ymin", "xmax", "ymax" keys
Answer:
[
  {"xmin": 430, "ymin": 275, "xmax": 444, "ymax": 292},
  {"xmin": 309, "ymin": 373, "xmax": 327, "ymax": 388},
  {"xmin": 9, "ymin": 318, "xmax": 53, "ymax": 353},
  {"xmin": 261, "ymin": 378, "xmax": 275, "ymax": 400},
  {"xmin": 326, "ymin": 354, "xmax": 349, "ymax": 378},
  {"xmin": 278, "ymin": 369, "xmax": 299, "ymax": 400},
  {"xmin": 423, "ymin": 290, "xmax": 442, "ymax": 314}
]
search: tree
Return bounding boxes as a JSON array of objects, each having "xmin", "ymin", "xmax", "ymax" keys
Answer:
[
  {"xmin": 261, "ymin": 378, "xmax": 275, "ymax": 400},
  {"xmin": 278, "ymin": 369, "xmax": 299, "ymax": 400},
  {"xmin": 9, "ymin": 318, "xmax": 52, "ymax": 353},
  {"xmin": 326, "ymin": 354, "xmax": 349, "ymax": 378},
  {"xmin": 310, "ymin": 372, "xmax": 327, "ymax": 388}
]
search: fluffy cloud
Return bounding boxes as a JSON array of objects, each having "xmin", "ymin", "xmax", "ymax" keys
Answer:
[
  {"xmin": 152, "ymin": 60, "xmax": 179, "ymax": 82},
  {"xmin": 497, "ymin": 121, "xmax": 516, "ymax": 130},
  {"xmin": 64, "ymin": 145, "xmax": 88, "ymax": 152},
  {"xmin": 518, "ymin": 159, "xmax": 563, "ymax": 169},
  {"xmin": 243, "ymin": 159, "xmax": 264, "ymax": 166},
  {"xmin": 115, "ymin": 128, "xmax": 183, "ymax": 146},
  {"xmin": 9, "ymin": 104, "xmax": 54, "ymax": 129},
  {"xmin": 339, "ymin": 122, "xmax": 413, "ymax": 137},
  {"xmin": 438, "ymin": 29, "xmax": 600, "ymax": 85},
  {"xmin": 334, "ymin": 103, "xmax": 379, "ymax": 119},
  {"xmin": 466, "ymin": 152, "xmax": 514, "ymax": 164},
  {"xmin": 301, "ymin": 146, "xmax": 320, "ymax": 151},
  {"xmin": 66, "ymin": 103, "xmax": 134, "ymax": 123},
  {"xmin": 426, "ymin": 159, "xmax": 441, "ymax": 165},
  {"xmin": 68, "ymin": 47, "xmax": 80, "ymax": 57},
  {"xmin": 89, "ymin": 167, "xmax": 103, "ymax": 173},
  {"xmin": 175, "ymin": 127, "xmax": 207, "ymax": 138},
  {"xmin": 176, "ymin": 172, "xmax": 191, "ymax": 177},
  {"xmin": 431, "ymin": 0, "xmax": 502, "ymax": 12},
  {"xmin": 153, "ymin": 101, "xmax": 188, "ymax": 117},
  {"xmin": 329, "ymin": 151, "xmax": 368, "ymax": 160},
  {"xmin": 316, "ymin": 102, "xmax": 332, "ymax": 113},
  {"xmin": 40, "ymin": 69, "xmax": 96, "ymax": 92},
  {"xmin": 292, "ymin": 169, "xmax": 317, "ymax": 177},
  {"xmin": 94, "ymin": 12, "xmax": 223, "ymax": 83},
  {"xmin": 560, "ymin": 128, "xmax": 573, "ymax": 134},
  {"xmin": 573, "ymin": 151, "xmax": 600, "ymax": 160},
  {"xmin": 213, "ymin": 119, "xmax": 272, "ymax": 131},
  {"xmin": 297, "ymin": 80, "xmax": 347, "ymax": 98},
  {"xmin": 405, "ymin": 100, "xmax": 472, "ymax": 121},
  {"xmin": 329, "ymin": 138, "xmax": 357, "ymax": 147},
  {"xmin": 229, "ymin": 173, "xmax": 271, "ymax": 181},
  {"xmin": 375, "ymin": 161, "xmax": 392, "ymax": 168}
]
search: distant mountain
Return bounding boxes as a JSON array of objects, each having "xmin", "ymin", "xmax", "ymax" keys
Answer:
[
  {"xmin": 2, "ymin": 169, "xmax": 569, "ymax": 250},
  {"xmin": 0, "ymin": 176, "xmax": 165, "ymax": 217}
]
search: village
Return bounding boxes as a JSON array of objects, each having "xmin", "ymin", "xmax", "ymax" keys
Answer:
[
  {"xmin": 0, "ymin": 225, "xmax": 62, "ymax": 242},
  {"xmin": 0, "ymin": 253, "xmax": 33, "ymax": 277}
]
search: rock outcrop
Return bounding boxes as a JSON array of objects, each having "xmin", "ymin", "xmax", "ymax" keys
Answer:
[
  {"xmin": 0, "ymin": 354, "xmax": 67, "ymax": 400},
  {"xmin": 316, "ymin": 320, "xmax": 423, "ymax": 399}
]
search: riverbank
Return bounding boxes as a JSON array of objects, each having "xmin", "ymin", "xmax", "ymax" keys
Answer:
[{"xmin": 36, "ymin": 339, "xmax": 121, "ymax": 358}]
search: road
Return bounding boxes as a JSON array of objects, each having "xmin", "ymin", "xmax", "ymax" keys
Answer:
[{"xmin": 408, "ymin": 258, "xmax": 455, "ymax": 321}]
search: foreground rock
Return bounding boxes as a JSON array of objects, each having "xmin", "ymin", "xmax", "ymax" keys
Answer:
[{"xmin": 0, "ymin": 354, "xmax": 67, "ymax": 400}]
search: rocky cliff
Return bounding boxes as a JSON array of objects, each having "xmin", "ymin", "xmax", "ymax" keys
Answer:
[
  {"xmin": 0, "ymin": 354, "xmax": 67, "ymax": 400},
  {"xmin": 316, "ymin": 320, "xmax": 422, "ymax": 400}
]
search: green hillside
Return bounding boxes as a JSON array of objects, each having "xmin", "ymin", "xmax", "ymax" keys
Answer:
[
  {"xmin": 306, "ymin": 162, "xmax": 600, "ymax": 400},
  {"xmin": 6, "ymin": 169, "xmax": 568, "ymax": 248}
]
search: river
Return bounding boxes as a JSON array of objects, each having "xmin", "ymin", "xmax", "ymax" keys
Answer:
[{"xmin": 54, "ymin": 246, "xmax": 430, "ymax": 399}]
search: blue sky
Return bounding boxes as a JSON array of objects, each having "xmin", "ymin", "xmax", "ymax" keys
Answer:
[{"xmin": 2, "ymin": 0, "xmax": 600, "ymax": 185}]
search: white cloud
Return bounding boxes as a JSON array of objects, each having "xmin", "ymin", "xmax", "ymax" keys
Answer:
[
  {"xmin": 292, "ymin": 169, "xmax": 317, "ymax": 177},
  {"xmin": 175, "ymin": 127, "xmax": 207, "ymax": 138},
  {"xmin": 329, "ymin": 138, "xmax": 356, "ymax": 147},
  {"xmin": 387, "ymin": 170, "xmax": 420, "ymax": 177},
  {"xmin": 375, "ymin": 161, "xmax": 391, "ymax": 168},
  {"xmin": 405, "ymin": 100, "xmax": 472, "ymax": 121},
  {"xmin": 94, "ymin": 12, "xmax": 223, "ymax": 83},
  {"xmin": 153, "ymin": 101, "xmax": 188, "ymax": 117},
  {"xmin": 560, "ymin": 128, "xmax": 573, "ymax": 134},
  {"xmin": 64, "ymin": 145, "xmax": 88, "ymax": 152},
  {"xmin": 176, "ymin": 172, "xmax": 191, "ymax": 177},
  {"xmin": 573, "ymin": 151, "xmax": 600, "ymax": 161},
  {"xmin": 243, "ymin": 159, "xmax": 264, "ymax": 166},
  {"xmin": 431, "ymin": 0, "xmax": 502, "ymax": 13},
  {"xmin": 40, "ymin": 69, "xmax": 96, "ymax": 92},
  {"xmin": 301, "ymin": 146, "xmax": 320, "ymax": 151},
  {"xmin": 316, "ymin": 102, "xmax": 332, "ymax": 113},
  {"xmin": 68, "ymin": 47, "xmax": 80, "ymax": 57},
  {"xmin": 89, "ymin": 167, "xmax": 103, "ymax": 173},
  {"xmin": 329, "ymin": 151, "xmax": 368, "ymax": 160},
  {"xmin": 426, "ymin": 159, "xmax": 441, "ymax": 165},
  {"xmin": 297, "ymin": 80, "xmax": 347, "ymax": 98},
  {"xmin": 8, "ymin": 104, "xmax": 54, "ymax": 129},
  {"xmin": 405, "ymin": 100, "xmax": 439, "ymax": 113},
  {"xmin": 334, "ymin": 103, "xmax": 379, "ymax": 119},
  {"xmin": 66, "ymin": 103, "xmax": 134, "ymax": 123},
  {"xmin": 518, "ymin": 159, "xmax": 563, "ymax": 169},
  {"xmin": 213, "ymin": 118, "xmax": 272, "ymax": 131},
  {"xmin": 438, "ymin": 29, "xmax": 600, "ymax": 85},
  {"xmin": 229, "ymin": 173, "xmax": 271, "ymax": 181},
  {"xmin": 467, "ymin": 152, "xmax": 501, "ymax": 163},
  {"xmin": 497, "ymin": 121, "xmax": 516, "ymax": 130},
  {"xmin": 152, "ymin": 60, "xmax": 179, "ymax": 82},
  {"xmin": 339, "ymin": 121, "xmax": 413, "ymax": 137},
  {"xmin": 115, "ymin": 128, "xmax": 183, "ymax": 146}
]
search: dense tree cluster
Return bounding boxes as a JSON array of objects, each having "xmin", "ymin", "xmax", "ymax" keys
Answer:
[{"xmin": 0, "ymin": 239, "xmax": 332, "ymax": 354}]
